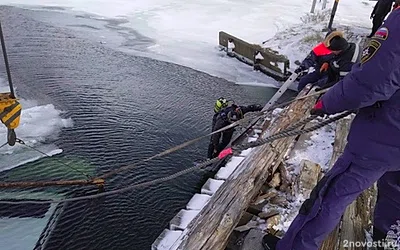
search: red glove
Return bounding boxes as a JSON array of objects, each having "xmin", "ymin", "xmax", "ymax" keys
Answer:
[
  {"xmin": 310, "ymin": 100, "xmax": 326, "ymax": 116},
  {"xmin": 320, "ymin": 62, "xmax": 329, "ymax": 73}
]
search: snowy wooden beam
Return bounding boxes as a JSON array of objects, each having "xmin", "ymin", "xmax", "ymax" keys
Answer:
[{"xmin": 174, "ymin": 85, "xmax": 318, "ymax": 250}]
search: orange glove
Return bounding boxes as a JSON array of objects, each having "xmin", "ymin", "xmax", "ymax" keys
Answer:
[{"xmin": 320, "ymin": 62, "xmax": 329, "ymax": 72}]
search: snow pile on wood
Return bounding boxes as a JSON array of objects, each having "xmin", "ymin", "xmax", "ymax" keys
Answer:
[{"xmin": 261, "ymin": 121, "xmax": 335, "ymax": 234}]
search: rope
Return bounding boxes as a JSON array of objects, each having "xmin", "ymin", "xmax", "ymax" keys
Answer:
[
  {"xmin": 233, "ymin": 111, "xmax": 353, "ymax": 151},
  {"xmin": 0, "ymin": 111, "xmax": 353, "ymax": 204},
  {"xmin": 96, "ymin": 88, "xmax": 329, "ymax": 179},
  {"xmin": 0, "ymin": 87, "xmax": 329, "ymax": 189},
  {"xmin": 0, "ymin": 141, "xmax": 8, "ymax": 149},
  {"xmin": 282, "ymin": 115, "xmax": 318, "ymax": 132},
  {"xmin": 0, "ymin": 158, "xmax": 220, "ymax": 204},
  {"xmin": 15, "ymin": 139, "xmax": 92, "ymax": 179}
]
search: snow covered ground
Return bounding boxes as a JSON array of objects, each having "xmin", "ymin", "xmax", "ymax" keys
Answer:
[{"xmin": 0, "ymin": 0, "xmax": 374, "ymax": 86}]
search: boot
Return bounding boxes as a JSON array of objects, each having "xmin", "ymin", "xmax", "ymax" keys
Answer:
[
  {"xmin": 262, "ymin": 234, "xmax": 281, "ymax": 250},
  {"xmin": 373, "ymin": 226, "xmax": 386, "ymax": 250}
]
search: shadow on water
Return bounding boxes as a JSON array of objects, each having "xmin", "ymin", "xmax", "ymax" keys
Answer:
[{"xmin": 0, "ymin": 5, "xmax": 295, "ymax": 250}]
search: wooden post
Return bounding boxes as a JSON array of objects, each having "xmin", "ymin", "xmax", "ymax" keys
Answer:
[
  {"xmin": 174, "ymin": 86, "xmax": 318, "ymax": 250},
  {"xmin": 310, "ymin": 0, "xmax": 317, "ymax": 13}
]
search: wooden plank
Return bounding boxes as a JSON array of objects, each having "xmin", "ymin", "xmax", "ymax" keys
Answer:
[
  {"xmin": 219, "ymin": 31, "xmax": 290, "ymax": 81},
  {"xmin": 175, "ymin": 86, "xmax": 318, "ymax": 250},
  {"xmin": 296, "ymin": 160, "xmax": 322, "ymax": 199},
  {"xmin": 338, "ymin": 184, "xmax": 377, "ymax": 250},
  {"xmin": 240, "ymin": 229, "xmax": 265, "ymax": 250},
  {"xmin": 320, "ymin": 117, "xmax": 353, "ymax": 250}
]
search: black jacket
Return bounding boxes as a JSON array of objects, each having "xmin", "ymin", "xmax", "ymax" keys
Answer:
[
  {"xmin": 372, "ymin": 0, "xmax": 394, "ymax": 19},
  {"xmin": 211, "ymin": 104, "xmax": 262, "ymax": 147},
  {"xmin": 322, "ymin": 43, "xmax": 360, "ymax": 89}
]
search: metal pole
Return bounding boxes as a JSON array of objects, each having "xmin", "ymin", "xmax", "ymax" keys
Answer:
[
  {"xmin": 0, "ymin": 20, "xmax": 15, "ymax": 98},
  {"xmin": 311, "ymin": 0, "xmax": 317, "ymax": 13},
  {"xmin": 327, "ymin": 0, "xmax": 340, "ymax": 31}
]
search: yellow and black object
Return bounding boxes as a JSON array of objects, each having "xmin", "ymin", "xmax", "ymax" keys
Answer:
[
  {"xmin": 0, "ymin": 20, "xmax": 22, "ymax": 146},
  {"xmin": 0, "ymin": 93, "xmax": 21, "ymax": 146},
  {"xmin": 214, "ymin": 97, "xmax": 229, "ymax": 113}
]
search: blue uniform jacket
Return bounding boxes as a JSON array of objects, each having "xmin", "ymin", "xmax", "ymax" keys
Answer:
[{"xmin": 321, "ymin": 8, "xmax": 400, "ymax": 166}]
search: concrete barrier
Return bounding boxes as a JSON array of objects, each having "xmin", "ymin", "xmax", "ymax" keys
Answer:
[{"xmin": 219, "ymin": 31, "xmax": 290, "ymax": 81}]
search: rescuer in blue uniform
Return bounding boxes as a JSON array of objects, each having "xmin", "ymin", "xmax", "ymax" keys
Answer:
[{"xmin": 263, "ymin": 7, "xmax": 400, "ymax": 250}]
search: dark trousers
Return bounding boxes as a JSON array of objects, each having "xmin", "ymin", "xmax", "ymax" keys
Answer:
[
  {"xmin": 207, "ymin": 130, "xmax": 234, "ymax": 159},
  {"xmin": 276, "ymin": 149, "xmax": 400, "ymax": 250},
  {"xmin": 370, "ymin": 15, "xmax": 385, "ymax": 36},
  {"xmin": 297, "ymin": 70, "xmax": 327, "ymax": 92}
]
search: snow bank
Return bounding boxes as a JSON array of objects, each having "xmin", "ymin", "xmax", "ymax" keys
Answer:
[
  {"xmin": 215, "ymin": 156, "xmax": 245, "ymax": 180},
  {"xmin": 169, "ymin": 209, "xmax": 199, "ymax": 231},
  {"xmin": 151, "ymin": 229, "xmax": 182, "ymax": 250}
]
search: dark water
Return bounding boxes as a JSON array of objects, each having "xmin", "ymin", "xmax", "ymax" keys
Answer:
[{"xmin": 0, "ymin": 6, "xmax": 291, "ymax": 250}]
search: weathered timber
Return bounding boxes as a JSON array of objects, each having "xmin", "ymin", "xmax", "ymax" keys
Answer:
[
  {"xmin": 266, "ymin": 214, "xmax": 281, "ymax": 231},
  {"xmin": 278, "ymin": 162, "xmax": 291, "ymax": 192},
  {"xmin": 268, "ymin": 172, "xmax": 281, "ymax": 188},
  {"xmin": 320, "ymin": 117, "xmax": 353, "ymax": 250},
  {"xmin": 219, "ymin": 31, "xmax": 290, "ymax": 81},
  {"xmin": 296, "ymin": 160, "xmax": 322, "ymax": 200},
  {"xmin": 174, "ymin": 85, "xmax": 318, "ymax": 250},
  {"xmin": 239, "ymin": 229, "xmax": 265, "ymax": 250}
]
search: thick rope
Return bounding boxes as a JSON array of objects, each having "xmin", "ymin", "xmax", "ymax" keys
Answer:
[
  {"xmin": 281, "ymin": 115, "xmax": 318, "ymax": 132},
  {"xmin": 0, "ymin": 141, "xmax": 8, "ymax": 149},
  {"xmin": 97, "ymin": 88, "xmax": 330, "ymax": 180},
  {"xmin": 0, "ymin": 158, "xmax": 220, "ymax": 204},
  {"xmin": 0, "ymin": 111, "xmax": 352, "ymax": 204},
  {"xmin": 234, "ymin": 111, "xmax": 353, "ymax": 151},
  {"xmin": 0, "ymin": 88, "xmax": 329, "ymax": 185}
]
